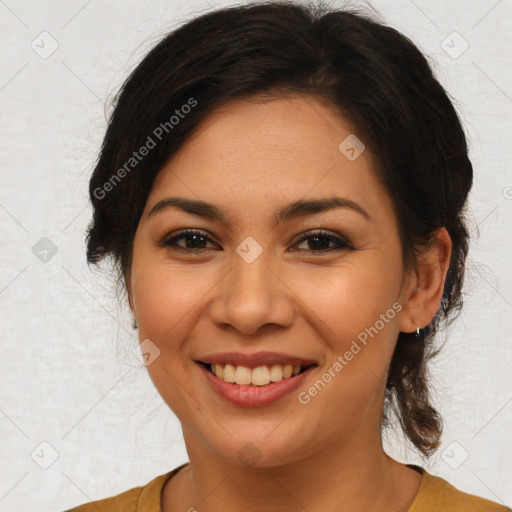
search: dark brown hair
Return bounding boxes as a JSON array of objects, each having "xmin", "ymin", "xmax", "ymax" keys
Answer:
[{"xmin": 85, "ymin": 0, "xmax": 473, "ymax": 458}]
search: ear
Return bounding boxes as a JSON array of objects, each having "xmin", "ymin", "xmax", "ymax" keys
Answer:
[{"xmin": 398, "ymin": 227, "xmax": 452, "ymax": 334}]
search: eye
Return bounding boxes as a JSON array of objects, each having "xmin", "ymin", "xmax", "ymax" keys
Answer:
[
  {"xmin": 290, "ymin": 230, "xmax": 354, "ymax": 252},
  {"xmin": 159, "ymin": 229, "xmax": 219, "ymax": 251},
  {"xmin": 158, "ymin": 228, "xmax": 354, "ymax": 253}
]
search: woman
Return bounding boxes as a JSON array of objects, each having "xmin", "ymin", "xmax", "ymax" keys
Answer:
[{"xmin": 67, "ymin": 1, "xmax": 511, "ymax": 510}]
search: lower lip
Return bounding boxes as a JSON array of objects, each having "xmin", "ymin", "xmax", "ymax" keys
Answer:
[{"xmin": 197, "ymin": 363, "xmax": 316, "ymax": 407}]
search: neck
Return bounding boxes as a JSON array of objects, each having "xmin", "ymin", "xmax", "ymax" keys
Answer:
[{"xmin": 163, "ymin": 427, "xmax": 422, "ymax": 512}]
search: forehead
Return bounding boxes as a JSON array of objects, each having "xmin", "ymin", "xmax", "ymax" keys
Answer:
[{"xmin": 145, "ymin": 94, "xmax": 395, "ymax": 228}]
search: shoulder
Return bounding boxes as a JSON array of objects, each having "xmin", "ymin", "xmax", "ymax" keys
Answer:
[
  {"xmin": 64, "ymin": 484, "xmax": 142, "ymax": 512},
  {"xmin": 63, "ymin": 465, "xmax": 185, "ymax": 512},
  {"xmin": 410, "ymin": 467, "xmax": 511, "ymax": 512}
]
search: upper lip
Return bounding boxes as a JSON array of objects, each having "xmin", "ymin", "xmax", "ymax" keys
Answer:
[{"xmin": 196, "ymin": 351, "xmax": 318, "ymax": 368}]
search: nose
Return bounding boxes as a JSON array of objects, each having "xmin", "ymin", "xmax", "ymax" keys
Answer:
[{"xmin": 209, "ymin": 252, "xmax": 295, "ymax": 336}]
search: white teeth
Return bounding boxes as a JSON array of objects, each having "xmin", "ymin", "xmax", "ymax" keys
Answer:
[
  {"xmin": 234, "ymin": 365, "xmax": 252, "ymax": 385},
  {"xmin": 210, "ymin": 363, "xmax": 306, "ymax": 386},
  {"xmin": 213, "ymin": 363, "xmax": 224, "ymax": 379},
  {"xmin": 223, "ymin": 363, "xmax": 236, "ymax": 383},
  {"xmin": 269, "ymin": 365, "xmax": 283, "ymax": 382},
  {"xmin": 251, "ymin": 366, "xmax": 271, "ymax": 386}
]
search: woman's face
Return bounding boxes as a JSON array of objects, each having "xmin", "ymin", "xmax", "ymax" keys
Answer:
[{"xmin": 127, "ymin": 94, "xmax": 418, "ymax": 467}]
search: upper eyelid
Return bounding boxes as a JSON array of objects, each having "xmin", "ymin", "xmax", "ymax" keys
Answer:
[
  {"xmin": 163, "ymin": 229, "xmax": 218, "ymax": 244},
  {"xmin": 292, "ymin": 231, "xmax": 352, "ymax": 250}
]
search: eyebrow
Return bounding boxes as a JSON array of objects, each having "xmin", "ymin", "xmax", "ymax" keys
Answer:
[{"xmin": 146, "ymin": 196, "xmax": 371, "ymax": 225}]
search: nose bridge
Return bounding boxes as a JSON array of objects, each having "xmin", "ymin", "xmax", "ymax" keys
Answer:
[
  {"xmin": 209, "ymin": 245, "xmax": 294, "ymax": 334},
  {"xmin": 232, "ymin": 250, "xmax": 272, "ymax": 302}
]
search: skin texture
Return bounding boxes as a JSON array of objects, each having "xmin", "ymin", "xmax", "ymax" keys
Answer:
[{"xmin": 126, "ymin": 94, "xmax": 452, "ymax": 511}]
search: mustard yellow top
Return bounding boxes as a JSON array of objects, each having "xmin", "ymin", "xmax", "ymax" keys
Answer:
[{"xmin": 65, "ymin": 463, "xmax": 511, "ymax": 511}]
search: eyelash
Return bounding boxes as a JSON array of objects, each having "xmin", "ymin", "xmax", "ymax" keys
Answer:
[{"xmin": 159, "ymin": 229, "xmax": 354, "ymax": 254}]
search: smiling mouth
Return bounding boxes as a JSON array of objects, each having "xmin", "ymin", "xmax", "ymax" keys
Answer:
[{"xmin": 197, "ymin": 361, "xmax": 317, "ymax": 386}]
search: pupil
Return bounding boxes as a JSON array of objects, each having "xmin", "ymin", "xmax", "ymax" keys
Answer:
[
  {"xmin": 186, "ymin": 234, "xmax": 205, "ymax": 248},
  {"xmin": 309, "ymin": 236, "xmax": 328, "ymax": 250}
]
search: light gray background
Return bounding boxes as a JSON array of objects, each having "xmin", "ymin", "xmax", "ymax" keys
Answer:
[{"xmin": 1, "ymin": 0, "xmax": 511, "ymax": 510}]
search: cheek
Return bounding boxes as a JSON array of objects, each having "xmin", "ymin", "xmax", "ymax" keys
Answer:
[
  {"xmin": 130, "ymin": 267, "xmax": 207, "ymax": 411},
  {"xmin": 131, "ymin": 263, "xmax": 205, "ymax": 342},
  {"xmin": 287, "ymin": 257, "xmax": 400, "ymax": 409},
  {"xmin": 288, "ymin": 257, "xmax": 399, "ymax": 341}
]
